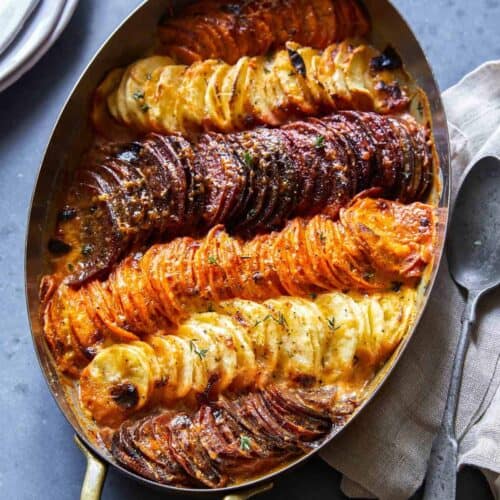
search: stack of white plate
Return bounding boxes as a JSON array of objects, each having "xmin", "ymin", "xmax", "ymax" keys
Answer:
[{"xmin": 0, "ymin": 0, "xmax": 79, "ymax": 93}]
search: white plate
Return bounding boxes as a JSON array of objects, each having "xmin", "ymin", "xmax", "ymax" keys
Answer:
[
  {"xmin": 0, "ymin": 0, "xmax": 79, "ymax": 93},
  {"xmin": 0, "ymin": 0, "xmax": 40, "ymax": 56}
]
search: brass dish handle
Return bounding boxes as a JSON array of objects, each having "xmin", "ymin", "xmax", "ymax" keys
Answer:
[
  {"xmin": 223, "ymin": 482, "xmax": 273, "ymax": 500},
  {"xmin": 74, "ymin": 435, "xmax": 108, "ymax": 500}
]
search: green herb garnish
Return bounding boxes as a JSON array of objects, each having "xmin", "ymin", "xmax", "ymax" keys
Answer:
[
  {"xmin": 243, "ymin": 151, "xmax": 254, "ymax": 167},
  {"xmin": 190, "ymin": 339, "xmax": 208, "ymax": 360},
  {"xmin": 132, "ymin": 90, "xmax": 145, "ymax": 100},
  {"xmin": 254, "ymin": 314, "xmax": 273, "ymax": 327},
  {"xmin": 314, "ymin": 135, "xmax": 325, "ymax": 149},
  {"xmin": 275, "ymin": 312, "xmax": 288, "ymax": 328},
  {"xmin": 327, "ymin": 317, "xmax": 340, "ymax": 331},
  {"xmin": 240, "ymin": 435, "xmax": 252, "ymax": 451},
  {"xmin": 254, "ymin": 312, "xmax": 288, "ymax": 329},
  {"xmin": 208, "ymin": 255, "xmax": 217, "ymax": 265}
]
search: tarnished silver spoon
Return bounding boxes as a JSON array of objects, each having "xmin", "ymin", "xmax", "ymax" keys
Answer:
[{"xmin": 424, "ymin": 156, "xmax": 500, "ymax": 499}]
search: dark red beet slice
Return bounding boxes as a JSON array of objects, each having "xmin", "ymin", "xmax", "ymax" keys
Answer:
[{"xmin": 167, "ymin": 413, "xmax": 227, "ymax": 487}]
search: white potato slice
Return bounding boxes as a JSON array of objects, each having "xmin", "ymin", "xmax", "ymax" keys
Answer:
[
  {"xmin": 177, "ymin": 314, "xmax": 225, "ymax": 391},
  {"xmin": 187, "ymin": 313, "xmax": 238, "ymax": 392},
  {"xmin": 297, "ymin": 46, "xmax": 329, "ymax": 106},
  {"xmin": 343, "ymin": 44, "xmax": 376, "ymax": 110},
  {"xmin": 229, "ymin": 57, "xmax": 251, "ymax": 130},
  {"xmin": 128, "ymin": 341, "xmax": 161, "ymax": 389},
  {"xmin": 79, "ymin": 342, "xmax": 152, "ymax": 424},
  {"xmin": 272, "ymin": 48, "xmax": 316, "ymax": 115},
  {"xmin": 175, "ymin": 59, "xmax": 220, "ymax": 131},
  {"xmin": 265, "ymin": 298, "xmax": 318, "ymax": 383},
  {"xmin": 222, "ymin": 315, "xmax": 256, "ymax": 390},
  {"xmin": 147, "ymin": 64, "xmax": 187, "ymax": 133},
  {"xmin": 315, "ymin": 292, "xmax": 362, "ymax": 381},
  {"xmin": 93, "ymin": 68, "xmax": 125, "ymax": 135},
  {"xmin": 147, "ymin": 335, "xmax": 181, "ymax": 400},
  {"xmin": 376, "ymin": 288, "xmax": 417, "ymax": 356},
  {"xmin": 218, "ymin": 299, "xmax": 279, "ymax": 388},
  {"xmin": 219, "ymin": 57, "xmax": 245, "ymax": 128},
  {"xmin": 173, "ymin": 336, "xmax": 197, "ymax": 398},
  {"xmin": 317, "ymin": 43, "xmax": 352, "ymax": 108},
  {"xmin": 204, "ymin": 63, "xmax": 232, "ymax": 130},
  {"xmin": 246, "ymin": 57, "xmax": 281, "ymax": 126},
  {"xmin": 114, "ymin": 56, "xmax": 173, "ymax": 129}
]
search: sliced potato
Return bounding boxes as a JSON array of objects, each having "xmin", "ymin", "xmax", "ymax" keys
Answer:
[
  {"xmin": 79, "ymin": 342, "xmax": 152, "ymax": 426},
  {"xmin": 147, "ymin": 64, "xmax": 186, "ymax": 133},
  {"xmin": 92, "ymin": 68, "xmax": 127, "ymax": 139},
  {"xmin": 342, "ymin": 44, "xmax": 376, "ymax": 110},
  {"xmin": 376, "ymin": 287, "xmax": 417, "ymax": 357},
  {"xmin": 207, "ymin": 312, "xmax": 254, "ymax": 391},
  {"xmin": 246, "ymin": 57, "xmax": 281, "ymax": 126},
  {"xmin": 175, "ymin": 59, "xmax": 220, "ymax": 132},
  {"xmin": 315, "ymin": 292, "xmax": 362, "ymax": 380},
  {"xmin": 177, "ymin": 314, "xmax": 224, "ymax": 390},
  {"xmin": 272, "ymin": 47, "xmax": 316, "ymax": 115},
  {"xmin": 185, "ymin": 312, "xmax": 238, "ymax": 392},
  {"xmin": 228, "ymin": 56, "xmax": 251, "ymax": 130},
  {"xmin": 219, "ymin": 58, "xmax": 244, "ymax": 129},
  {"xmin": 218, "ymin": 299, "xmax": 279, "ymax": 388},
  {"xmin": 147, "ymin": 335, "xmax": 180, "ymax": 400},
  {"xmin": 265, "ymin": 298, "xmax": 318, "ymax": 382},
  {"xmin": 204, "ymin": 62, "xmax": 232, "ymax": 130},
  {"xmin": 101, "ymin": 39, "xmax": 422, "ymax": 134},
  {"xmin": 297, "ymin": 46, "xmax": 329, "ymax": 105},
  {"xmin": 114, "ymin": 56, "xmax": 173, "ymax": 130},
  {"xmin": 317, "ymin": 43, "xmax": 351, "ymax": 109}
]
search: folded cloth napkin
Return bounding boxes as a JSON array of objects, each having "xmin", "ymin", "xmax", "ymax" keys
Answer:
[{"xmin": 320, "ymin": 60, "xmax": 500, "ymax": 500}]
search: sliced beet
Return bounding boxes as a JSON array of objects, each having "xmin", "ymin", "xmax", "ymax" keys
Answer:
[
  {"xmin": 153, "ymin": 136, "xmax": 188, "ymax": 227},
  {"xmin": 144, "ymin": 135, "xmax": 184, "ymax": 233},
  {"xmin": 139, "ymin": 137, "xmax": 174, "ymax": 238},
  {"xmin": 257, "ymin": 129, "xmax": 300, "ymax": 232},
  {"xmin": 261, "ymin": 389, "xmax": 330, "ymax": 441},
  {"xmin": 231, "ymin": 131, "xmax": 271, "ymax": 233},
  {"xmin": 167, "ymin": 413, "xmax": 227, "ymax": 487},
  {"xmin": 207, "ymin": 134, "xmax": 246, "ymax": 225},
  {"xmin": 197, "ymin": 133, "xmax": 229, "ymax": 228},
  {"xmin": 168, "ymin": 135, "xmax": 204, "ymax": 230},
  {"xmin": 281, "ymin": 127, "xmax": 317, "ymax": 216}
]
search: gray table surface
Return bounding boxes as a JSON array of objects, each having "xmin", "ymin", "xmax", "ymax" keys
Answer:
[{"xmin": 1, "ymin": 1, "xmax": 499, "ymax": 498}]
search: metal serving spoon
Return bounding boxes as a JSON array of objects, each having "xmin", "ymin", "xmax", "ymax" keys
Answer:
[{"xmin": 423, "ymin": 156, "xmax": 500, "ymax": 499}]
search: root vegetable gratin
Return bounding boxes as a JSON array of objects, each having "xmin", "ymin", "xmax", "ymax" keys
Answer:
[{"xmin": 41, "ymin": 0, "xmax": 441, "ymax": 489}]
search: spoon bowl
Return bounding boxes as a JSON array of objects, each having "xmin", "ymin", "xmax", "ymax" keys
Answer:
[{"xmin": 447, "ymin": 155, "xmax": 500, "ymax": 293}]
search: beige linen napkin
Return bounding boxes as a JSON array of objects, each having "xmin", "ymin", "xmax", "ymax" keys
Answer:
[{"xmin": 320, "ymin": 60, "xmax": 500, "ymax": 500}]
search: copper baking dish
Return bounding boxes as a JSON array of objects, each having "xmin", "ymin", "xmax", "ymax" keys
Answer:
[{"xmin": 25, "ymin": 0, "xmax": 450, "ymax": 498}]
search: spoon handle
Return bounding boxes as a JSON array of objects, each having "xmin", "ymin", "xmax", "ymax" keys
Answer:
[{"xmin": 423, "ymin": 293, "xmax": 478, "ymax": 500}]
